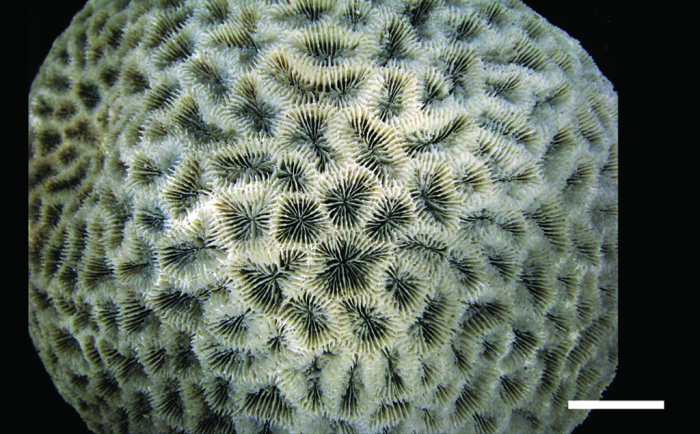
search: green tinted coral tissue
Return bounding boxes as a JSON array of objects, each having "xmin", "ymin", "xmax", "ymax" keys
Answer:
[{"xmin": 28, "ymin": 1, "xmax": 618, "ymax": 433}]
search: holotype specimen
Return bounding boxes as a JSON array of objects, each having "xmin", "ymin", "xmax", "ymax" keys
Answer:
[{"xmin": 28, "ymin": 1, "xmax": 618, "ymax": 433}]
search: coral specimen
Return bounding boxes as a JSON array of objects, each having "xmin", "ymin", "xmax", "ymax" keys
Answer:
[{"xmin": 28, "ymin": 1, "xmax": 618, "ymax": 433}]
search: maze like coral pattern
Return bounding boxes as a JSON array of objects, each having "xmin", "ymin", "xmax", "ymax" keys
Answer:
[{"xmin": 28, "ymin": 1, "xmax": 618, "ymax": 433}]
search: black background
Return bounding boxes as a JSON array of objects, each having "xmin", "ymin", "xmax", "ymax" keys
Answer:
[{"xmin": 27, "ymin": 2, "xmax": 664, "ymax": 434}]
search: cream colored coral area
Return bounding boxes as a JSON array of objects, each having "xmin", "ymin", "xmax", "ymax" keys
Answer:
[{"xmin": 28, "ymin": 1, "xmax": 617, "ymax": 433}]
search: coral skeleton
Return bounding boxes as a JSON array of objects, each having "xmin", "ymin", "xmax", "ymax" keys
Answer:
[{"xmin": 28, "ymin": 1, "xmax": 618, "ymax": 433}]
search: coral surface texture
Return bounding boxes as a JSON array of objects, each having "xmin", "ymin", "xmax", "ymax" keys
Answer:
[{"xmin": 28, "ymin": 1, "xmax": 618, "ymax": 433}]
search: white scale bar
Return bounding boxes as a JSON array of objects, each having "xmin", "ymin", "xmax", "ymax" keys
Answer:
[{"xmin": 568, "ymin": 401, "xmax": 664, "ymax": 410}]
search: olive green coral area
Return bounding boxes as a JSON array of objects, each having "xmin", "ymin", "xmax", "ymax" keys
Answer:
[{"xmin": 28, "ymin": 1, "xmax": 618, "ymax": 433}]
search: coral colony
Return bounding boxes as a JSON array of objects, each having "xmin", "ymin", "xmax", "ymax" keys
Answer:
[{"xmin": 28, "ymin": 1, "xmax": 617, "ymax": 433}]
